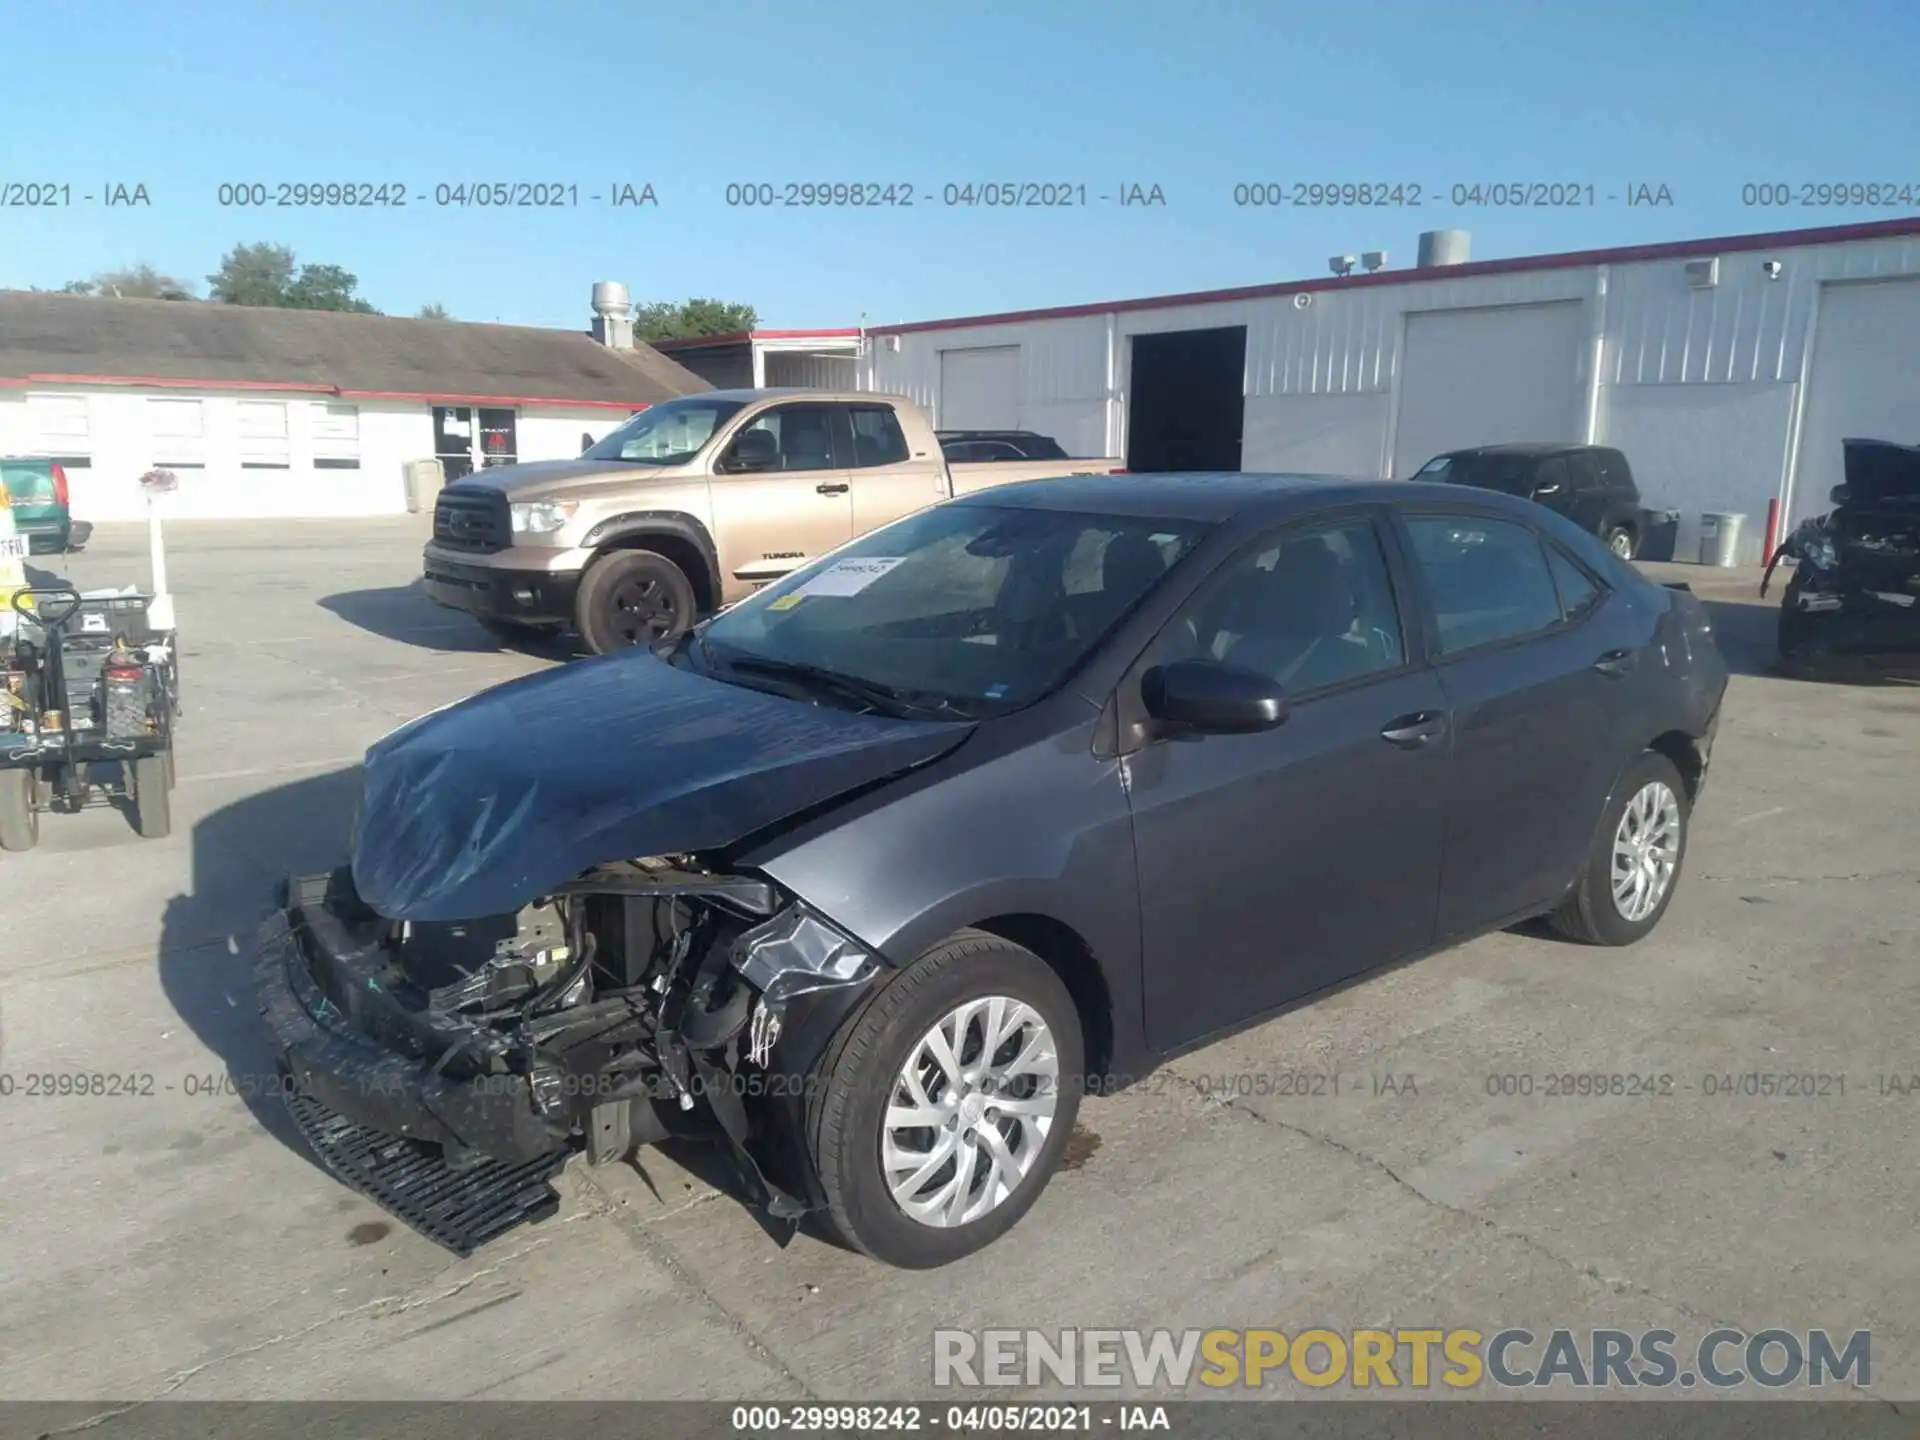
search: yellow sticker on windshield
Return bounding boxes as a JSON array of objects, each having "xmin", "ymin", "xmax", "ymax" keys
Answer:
[{"xmin": 767, "ymin": 593, "xmax": 805, "ymax": 611}]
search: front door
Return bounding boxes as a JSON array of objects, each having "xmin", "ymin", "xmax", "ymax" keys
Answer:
[
  {"xmin": 1125, "ymin": 511, "xmax": 1452, "ymax": 1051},
  {"xmin": 708, "ymin": 402, "xmax": 855, "ymax": 602}
]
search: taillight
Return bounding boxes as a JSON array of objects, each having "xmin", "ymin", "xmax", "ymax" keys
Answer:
[
  {"xmin": 106, "ymin": 664, "xmax": 144, "ymax": 682},
  {"xmin": 50, "ymin": 464, "xmax": 69, "ymax": 508}
]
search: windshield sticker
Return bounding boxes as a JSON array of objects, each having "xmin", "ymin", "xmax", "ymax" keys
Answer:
[
  {"xmin": 793, "ymin": 557, "xmax": 904, "ymax": 597},
  {"xmin": 766, "ymin": 593, "xmax": 805, "ymax": 611}
]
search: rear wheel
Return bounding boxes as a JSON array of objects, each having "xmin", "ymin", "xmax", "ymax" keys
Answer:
[
  {"xmin": 0, "ymin": 768, "xmax": 39, "ymax": 851},
  {"xmin": 1548, "ymin": 751, "xmax": 1688, "ymax": 945},
  {"xmin": 132, "ymin": 753, "xmax": 171, "ymax": 839},
  {"xmin": 807, "ymin": 930, "xmax": 1083, "ymax": 1268},
  {"xmin": 575, "ymin": 549, "xmax": 697, "ymax": 654},
  {"xmin": 1605, "ymin": 525, "xmax": 1637, "ymax": 561}
]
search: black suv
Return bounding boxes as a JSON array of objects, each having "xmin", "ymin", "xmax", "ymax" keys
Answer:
[
  {"xmin": 1413, "ymin": 444, "xmax": 1645, "ymax": 560},
  {"xmin": 935, "ymin": 430, "xmax": 1070, "ymax": 463}
]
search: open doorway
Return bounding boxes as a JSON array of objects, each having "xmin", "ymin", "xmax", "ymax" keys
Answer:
[
  {"xmin": 433, "ymin": 405, "xmax": 519, "ymax": 480},
  {"xmin": 1126, "ymin": 326, "xmax": 1246, "ymax": 473}
]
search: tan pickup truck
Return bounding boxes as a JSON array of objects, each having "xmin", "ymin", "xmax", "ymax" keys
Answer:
[{"xmin": 422, "ymin": 389, "xmax": 1127, "ymax": 652}]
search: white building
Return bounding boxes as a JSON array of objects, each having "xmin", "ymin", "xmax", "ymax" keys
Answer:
[
  {"xmin": 0, "ymin": 283, "xmax": 708, "ymax": 521},
  {"xmin": 650, "ymin": 328, "xmax": 863, "ymax": 390},
  {"xmin": 859, "ymin": 217, "xmax": 1920, "ymax": 563}
]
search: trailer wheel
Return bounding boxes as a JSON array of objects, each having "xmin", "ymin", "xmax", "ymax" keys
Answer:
[
  {"xmin": 0, "ymin": 769, "xmax": 39, "ymax": 851},
  {"xmin": 132, "ymin": 754, "xmax": 171, "ymax": 839}
]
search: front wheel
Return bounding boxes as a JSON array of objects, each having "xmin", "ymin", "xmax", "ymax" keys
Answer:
[
  {"xmin": 1548, "ymin": 751, "xmax": 1689, "ymax": 945},
  {"xmin": 575, "ymin": 549, "xmax": 697, "ymax": 654},
  {"xmin": 0, "ymin": 768, "xmax": 39, "ymax": 851},
  {"xmin": 1605, "ymin": 526, "xmax": 1637, "ymax": 561},
  {"xmin": 807, "ymin": 931, "xmax": 1084, "ymax": 1268}
]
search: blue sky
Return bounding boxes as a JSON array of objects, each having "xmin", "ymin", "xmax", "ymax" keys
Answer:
[{"xmin": 4, "ymin": 0, "xmax": 1916, "ymax": 330}]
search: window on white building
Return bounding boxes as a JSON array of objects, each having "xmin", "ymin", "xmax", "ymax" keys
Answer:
[
  {"xmin": 26, "ymin": 393, "xmax": 93, "ymax": 469},
  {"xmin": 148, "ymin": 397, "xmax": 207, "ymax": 468},
  {"xmin": 237, "ymin": 400, "xmax": 291, "ymax": 470},
  {"xmin": 312, "ymin": 402, "xmax": 361, "ymax": 470}
]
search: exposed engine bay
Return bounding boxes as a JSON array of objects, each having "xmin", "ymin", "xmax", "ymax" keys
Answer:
[{"xmin": 259, "ymin": 857, "xmax": 886, "ymax": 1251}]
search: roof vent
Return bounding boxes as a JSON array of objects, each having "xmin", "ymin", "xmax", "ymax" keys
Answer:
[
  {"xmin": 1329, "ymin": 255, "xmax": 1357, "ymax": 277},
  {"xmin": 590, "ymin": 281, "xmax": 633, "ymax": 349},
  {"xmin": 1417, "ymin": 230, "xmax": 1471, "ymax": 267},
  {"xmin": 1684, "ymin": 257, "xmax": 1720, "ymax": 289}
]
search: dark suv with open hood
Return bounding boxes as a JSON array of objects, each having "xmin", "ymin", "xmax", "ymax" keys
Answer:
[
  {"xmin": 1770, "ymin": 439, "xmax": 1920, "ymax": 667},
  {"xmin": 260, "ymin": 471, "xmax": 1725, "ymax": 1268}
]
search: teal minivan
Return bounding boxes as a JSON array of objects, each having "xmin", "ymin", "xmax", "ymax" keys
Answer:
[{"xmin": 0, "ymin": 459, "xmax": 73, "ymax": 553}]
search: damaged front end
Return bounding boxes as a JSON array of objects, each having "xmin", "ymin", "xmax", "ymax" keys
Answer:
[
  {"xmin": 256, "ymin": 858, "xmax": 886, "ymax": 1255},
  {"xmin": 1769, "ymin": 440, "xmax": 1920, "ymax": 667}
]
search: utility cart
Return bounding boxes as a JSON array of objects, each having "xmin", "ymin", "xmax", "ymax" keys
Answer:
[{"xmin": 0, "ymin": 586, "xmax": 180, "ymax": 849}]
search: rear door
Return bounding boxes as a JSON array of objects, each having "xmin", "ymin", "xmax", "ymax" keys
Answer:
[
  {"xmin": 835, "ymin": 401, "xmax": 948, "ymax": 535},
  {"xmin": 708, "ymin": 402, "xmax": 855, "ymax": 594},
  {"xmin": 1125, "ymin": 509, "xmax": 1452, "ymax": 1049},
  {"xmin": 1562, "ymin": 452, "xmax": 1607, "ymax": 535},
  {"xmin": 1393, "ymin": 506, "xmax": 1637, "ymax": 937}
]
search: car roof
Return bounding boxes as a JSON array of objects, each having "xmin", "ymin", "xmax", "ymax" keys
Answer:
[
  {"xmin": 1439, "ymin": 442, "xmax": 1607, "ymax": 459},
  {"xmin": 950, "ymin": 471, "xmax": 1503, "ymax": 523}
]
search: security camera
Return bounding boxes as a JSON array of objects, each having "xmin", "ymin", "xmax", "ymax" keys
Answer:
[
  {"xmin": 1761, "ymin": 260, "xmax": 1783, "ymax": 280},
  {"xmin": 1329, "ymin": 255, "xmax": 1357, "ymax": 277},
  {"xmin": 1293, "ymin": 292, "xmax": 1313, "ymax": 310}
]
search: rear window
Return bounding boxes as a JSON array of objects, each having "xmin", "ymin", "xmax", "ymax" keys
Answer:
[
  {"xmin": 1, "ymin": 463, "xmax": 55, "ymax": 500},
  {"xmin": 1442, "ymin": 454, "xmax": 1540, "ymax": 496}
]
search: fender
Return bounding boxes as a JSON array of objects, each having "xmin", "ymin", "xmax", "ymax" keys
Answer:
[{"xmin": 580, "ymin": 510, "xmax": 723, "ymax": 609}]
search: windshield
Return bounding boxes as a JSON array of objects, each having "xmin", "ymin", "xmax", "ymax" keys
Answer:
[
  {"xmin": 584, "ymin": 397, "xmax": 747, "ymax": 464},
  {"xmin": 689, "ymin": 502, "xmax": 1211, "ymax": 717}
]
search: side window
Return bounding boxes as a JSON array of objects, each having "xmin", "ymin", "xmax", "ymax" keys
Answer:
[
  {"xmin": 1545, "ymin": 543, "xmax": 1602, "ymax": 619},
  {"xmin": 726, "ymin": 405, "xmax": 837, "ymax": 472},
  {"xmin": 1159, "ymin": 517, "xmax": 1405, "ymax": 695},
  {"xmin": 847, "ymin": 406, "xmax": 911, "ymax": 467},
  {"xmin": 1406, "ymin": 516, "xmax": 1566, "ymax": 654},
  {"xmin": 1532, "ymin": 456, "xmax": 1571, "ymax": 499},
  {"xmin": 1567, "ymin": 452, "xmax": 1602, "ymax": 493}
]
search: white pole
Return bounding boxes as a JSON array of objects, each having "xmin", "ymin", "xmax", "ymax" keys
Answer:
[{"xmin": 141, "ymin": 472, "xmax": 177, "ymax": 633}]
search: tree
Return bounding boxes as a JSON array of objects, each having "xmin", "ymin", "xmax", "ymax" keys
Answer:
[
  {"xmin": 207, "ymin": 243, "xmax": 381, "ymax": 313},
  {"xmin": 416, "ymin": 302, "xmax": 452, "ymax": 320},
  {"xmin": 46, "ymin": 264, "xmax": 197, "ymax": 300},
  {"xmin": 631, "ymin": 298, "xmax": 757, "ymax": 341},
  {"xmin": 207, "ymin": 242, "xmax": 296, "ymax": 306}
]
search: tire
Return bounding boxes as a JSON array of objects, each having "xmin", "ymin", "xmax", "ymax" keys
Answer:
[
  {"xmin": 1548, "ymin": 751, "xmax": 1689, "ymax": 946},
  {"xmin": 132, "ymin": 753, "xmax": 171, "ymax": 839},
  {"xmin": 1604, "ymin": 526, "xmax": 1637, "ymax": 561},
  {"xmin": 806, "ymin": 930, "xmax": 1084, "ymax": 1268},
  {"xmin": 574, "ymin": 549, "xmax": 697, "ymax": 655},
  {"xmin": 0, "ymin": 768, "xmax": 39, "ymax": 852}
]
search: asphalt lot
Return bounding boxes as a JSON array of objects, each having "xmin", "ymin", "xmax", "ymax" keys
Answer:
[{"xmin": 0, "ymin": 517, "xmax": 1915, "ymax": 1413}]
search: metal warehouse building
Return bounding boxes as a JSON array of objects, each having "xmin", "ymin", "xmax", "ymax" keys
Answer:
[{"xmin": 858, "ymin": 216, "xmax": 1920, "ymax": 563}]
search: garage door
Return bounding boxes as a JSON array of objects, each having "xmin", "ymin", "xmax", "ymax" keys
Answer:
[
  {"xmin": 939, "ymin": 346, "xmax": 1021, "ymax": 431},
  {"xmin": 1791, "ymin": 278, "xmax": 1920, "ymax": 525},
  {"xmin": 1391, "ymin": 302, "xmax": 1587, "ymax": 478}
]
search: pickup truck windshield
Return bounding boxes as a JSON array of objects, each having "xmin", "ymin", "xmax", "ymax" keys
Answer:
[
  {"xmin": 585, "ymin": 398, "xmax": 747, "ymax": 464},
  {"xmin": 692, "ymin": 502, "xmax": 1209, "ymax": 717}
]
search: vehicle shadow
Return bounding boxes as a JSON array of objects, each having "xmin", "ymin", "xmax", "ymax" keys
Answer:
[
  {"xmin": 155, "ymin": 764, "xmax": 365, "ymax": 1175},
  {"xmin": 1701, "ymin": 592, "xmax": 1920, "ymax": 686},
  {"xmin": 319, "ymin": 581, "xmax": 580, "ymax": 660}
]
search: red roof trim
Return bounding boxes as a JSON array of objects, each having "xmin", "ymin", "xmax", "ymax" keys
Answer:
[
  {"xmin": 867, "ymin": 215, "xmax": 1920, "ymax": 335},
  {"xmin": 650, "ymin": 327, "xmax": 862, "ymax": 350},
  {"xmin": 0, "ymin": 373, "xmax": 650, "ymax": 409}
]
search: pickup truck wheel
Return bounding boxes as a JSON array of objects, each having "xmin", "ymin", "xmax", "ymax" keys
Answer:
[
  {"xmin": 1548, "ymin": 752, "xmax": 1688, "ymax": 946},
  {"xmin": 806, "ymin": 931, "xmax": 1083, "ymax": 1269},
  {"xmin": 0, "ymin": 769, "xmax": 39, "ymax": 851},
  {"xmin": 576, "ymin": 550, "xmax": 696, "ymax": 654},
  {"xmin": 1605, "ymin": 526, "xmax": 1637, "ymax": 561}
]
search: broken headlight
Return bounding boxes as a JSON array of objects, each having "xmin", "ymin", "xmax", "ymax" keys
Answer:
[{"xmin": 729, "ymin": 906, "xmax": 883, "ymax": 1067}]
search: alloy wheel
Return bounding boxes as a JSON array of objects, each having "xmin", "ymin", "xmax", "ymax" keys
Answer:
[
  {"xmin": 1610, "ymin": 781, "xmax": 1680, "ymax": 922},
  {"xmin": 882, "ymin": 995, "xmax": 1060, "ymax": 1228},
  {"xmin": 609, "ymin": 575, "xmax": 676, "ymax": 643},
  {"xmin": 1609, "ymin": 530, "xmax": 1635, "ymax": 559}
]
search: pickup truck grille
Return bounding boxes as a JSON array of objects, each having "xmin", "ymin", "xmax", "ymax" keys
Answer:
[{"xmin": 432, "ymin": 488, "xmax": 509, "ymax": 554}]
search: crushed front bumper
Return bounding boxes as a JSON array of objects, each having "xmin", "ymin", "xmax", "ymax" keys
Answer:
[{"xmin": 257, "ymin": 874, "xmax": 574, "ymax": 1253}]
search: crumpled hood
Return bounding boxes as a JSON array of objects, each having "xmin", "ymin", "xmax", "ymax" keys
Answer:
[
  {"xmin": 1842, "ymin": 439, "xmax": 1920, "ymax": 509},
  {"xmin": 351, "ymin": 650, "xmax": 972, "ymax": 921}
]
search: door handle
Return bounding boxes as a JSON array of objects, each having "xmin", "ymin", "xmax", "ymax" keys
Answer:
[
  {"xmin": 1593, "ymin": 648, "xmax": 1636, "ymax": 678},
  {"xmin": 816, "ymin": 481, "xmax": 850, "ymax": 495},
  {"xmin": 1380, "ymin": 710, "xmax": 1447, "ymax": 748}
]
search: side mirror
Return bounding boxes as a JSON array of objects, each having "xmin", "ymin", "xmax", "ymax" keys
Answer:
[
  {"xmin": 1141, "ymin": 659, "xmax": 1289, "ymax": 735},
  {"xmin": 721, "ymin": 430, "xmax": 780, "ymax": 474},
  {"xmin": 1830, "ymin": 484, "xmax": 1851, "ymax": 506}
]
